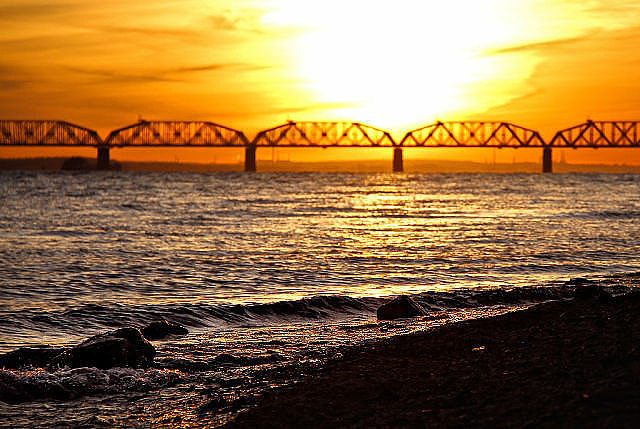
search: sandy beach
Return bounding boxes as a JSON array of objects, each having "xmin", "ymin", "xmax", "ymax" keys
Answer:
[{"xmin": 230, "ymin": 289, "xmax": 640, "ymax": 428}]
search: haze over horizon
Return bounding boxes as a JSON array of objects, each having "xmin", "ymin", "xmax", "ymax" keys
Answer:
[{"xmin": 1, "ymin": 0, "xmax": 640, "ymax": 164}]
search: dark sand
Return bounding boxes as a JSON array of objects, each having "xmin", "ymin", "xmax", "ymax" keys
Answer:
[{"xmin": 230, "ymin": 293, "xmax": 640, "ymax": 428}]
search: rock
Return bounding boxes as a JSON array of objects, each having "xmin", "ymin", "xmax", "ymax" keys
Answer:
[
  {"xmin": 218, "ymin": 377, "xmax": 246, "ymax": 388},
  {"xmin": 49, "ymin": 327, "xmax": 155, "ymax": 370},
  {"xmin": 566, "ymin": 277, "xmax": 591, "ymax": 287},
  {"xmin": 246, "ymin": 353, "xmax": 284, "ymax": 365},
  {"xmin": 574, "ymin": 284, "xmax": 612, "ymax": 303},
  {"xmin": 0, "ymin": 370, "xmax": 72, "ymax": 403},
  {"xmin": 0, "ymin": 345, "xmax": 67, "ymax": 369},
  {"xmin": 377, "ymin": 295, "xmax": 426, "ymax": 321},
  {"xmin": 76, "ymin": 416, "xmax": 116, "ymax": 427},
  {"xmin": 197, "ymin": 396, "xmax": 229, "ymax": 414},
  {"xmin": 214, "ymin": 353, "xmax": 243, "ymax": 365},
  {"xmin": 142, "ymin": 320, "xmax": 188, "ymax": 340},
  {"xmin": 198, "ymin": 394, "xmax": 254, "ymax": 414}
]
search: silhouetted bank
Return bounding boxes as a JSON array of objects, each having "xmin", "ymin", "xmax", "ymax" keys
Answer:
[
  {"xmin": 3, "ymin": 157, "xmax": 640, "ymax": 173},
  {"xmin": 230, "ymin": 288, "xmax": 640, "ymax": 428},
  {"xmin": 61, "ymin": 156, "xmax": 122, "ymax": 171}
]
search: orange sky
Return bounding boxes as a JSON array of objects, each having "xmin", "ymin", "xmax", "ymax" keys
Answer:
[{"xmin": 1, "ymin": 0, "xmax": 639, "ymax": 164}]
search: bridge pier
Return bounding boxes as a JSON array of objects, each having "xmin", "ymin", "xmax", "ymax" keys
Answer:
[
  {"xmin": 97, "ymin": 146, "xmax": 110, "ymax": 170},
  {"xmin": 393, "ymin": 148, "xmax": 404, "ymax": 172},
  {"xmin": 245, "ymin": 145, "xmax": 257, "ymax": 172},
  {"xmin": 542, "ymin": 147, "xmax": 552, "ymax": 173}
]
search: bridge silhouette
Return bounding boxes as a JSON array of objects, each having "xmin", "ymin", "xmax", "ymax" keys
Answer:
[{"xmin": 1, "ymin": 119, "xmax": 639, "ymax": 173}]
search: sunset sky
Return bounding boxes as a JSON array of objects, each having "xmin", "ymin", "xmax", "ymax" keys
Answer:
[{"xmin": 1, "ymin": 0, "xmax": 640, "ymax": 163}]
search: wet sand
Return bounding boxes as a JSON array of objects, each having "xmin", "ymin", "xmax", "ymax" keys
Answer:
[{"xmin": 230, "ymin": 292, "xmax": 640, "ymax": 428}]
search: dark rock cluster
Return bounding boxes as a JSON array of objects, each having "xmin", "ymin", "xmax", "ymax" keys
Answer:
[
  {"xmin": 142, "ymin": 319, "xmax": 189, "ymax": 340},
  {"xmin": 48, "ymin": 327, "xmax": 155, "ymax": 370},
  {"xmin": 0, "ymin": 345, "xmax": 68, "ymax": 370},
  {"xmin": 0, "ymin": 320, "xmax": 188, "ymax": 371},
  {"xmin": 376, "ymin": 295, "xmax": 426, "ymax": 321}
]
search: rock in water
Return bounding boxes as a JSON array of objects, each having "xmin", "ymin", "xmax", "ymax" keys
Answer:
[
  {"xmin": 142, "ymin": 320, "xmax": 189, "ymax": 340},
  {"xmin": 377, "ymin": 295, "xmax": 426, "ymax": 321},
  {"xmin": 0, "ymin": 346, "xmax": 67, "ymax": 369},
  {"xmin": 574, "ymin": 284, "xmax": 612, "ymax": 303},
  {"xmin": 50, "ymin": 328, "xmax": 155, "ymax": 370}
]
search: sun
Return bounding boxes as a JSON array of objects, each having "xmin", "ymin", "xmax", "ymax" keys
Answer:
[{"xmin": 261, "ymin": 0, "xmax": 541, "ymax": 132}]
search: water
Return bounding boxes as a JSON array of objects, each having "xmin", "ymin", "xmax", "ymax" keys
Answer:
[{"xmin": 1, "ymin": 171, "xmax": 640, "ymax": 427}]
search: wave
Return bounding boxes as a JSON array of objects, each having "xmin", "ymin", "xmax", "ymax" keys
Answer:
[
  {"xmin": 4, "ymin": 272, "xmax": 640, "ymax": 356},
  {"xmin": 0, "ymin": 283, "xmax": 591, "ymax": 353},
  {"xmin": 556, "ymin": 209, "xmax": 640, "ymax": 220},
  {"xmin": 0, "ymin": 366, "xmax": 181, "ymax": 403},
  {"xmin": 0, "ymin": 295, "xmax": 382, "ymax": 351},
  {"xmin": 2, "ymin": 275, "xmax": 639, "ymax": 405}
]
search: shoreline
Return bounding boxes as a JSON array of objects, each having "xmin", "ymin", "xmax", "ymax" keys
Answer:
[
  {"xmin": 3, "ymin": 157, "xmax": 640, "ymax": 173},
  {"xmin": 229, "ymin": 292, "xmax": 640, "ymax": 428}
]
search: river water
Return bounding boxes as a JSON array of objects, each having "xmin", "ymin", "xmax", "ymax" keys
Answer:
[{"xmin": 1, "ymin": 171, "xmax": 640, "ymax": 427}]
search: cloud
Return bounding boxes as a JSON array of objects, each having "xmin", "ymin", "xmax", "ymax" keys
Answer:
[
  {"xmin": 254, "ymin": 101, "xmax": 363, "ymax": 118},
  {"xmin": 585, "ymin": 0, "xmax": 640, "ymax": 14},
  {"xmin": 480, "ymin": 24, "xmax": 640, "ymax": 129},
  {"xmin": 66, "ymin": 67, "xmax": 183, "ymax": 84},
  {"xmin": 608, "ymin": 24, "xmax": 640, "ymax": 42},
  {"xmin": 486, "ymin": 32, "xmax": 598, "ymax": 56},
  {"xmin": 207, "ymin": 8, "xmax": 267, "ymax": 34},
  {"xmin": 64, "ymin": 61, "xmax": 270, "ymax": 86},
  {"xmin": 0, "ymin": 79, "xmax": 28, "ymax": 90},
  {"xmin": 0, "ymin": 3, "xmax": 68, "ymax": 20},
  {"xmin": 0, "ymin": 63, "xmax": 32, "ymax": 89},
  {"xmin": 172, "ymin": 63, "xmax": 271, "ymax": 73},
  {"xmin": 209, "ymin": 13, "xmax": 242, "ymax": 31},
  {"xmin": 479, "ymin": 87, "xmax": 543, "ymax": 116},
  {"xmin": 0, "ymin": 33, "xmax": 100, "ymax": 53},
  {"xmin": 189, "ymin": 100, "xmax": 361, "ymax": 121},
  {"xmin": 276, "ymin": 101, "xmax": 362, "ymax": 114},
  {"xmin": 96, "ymin": 25, "xmax": 198, "ymax": 39}
]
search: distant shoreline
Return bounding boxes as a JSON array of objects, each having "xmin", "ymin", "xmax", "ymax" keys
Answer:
[{"xmin": 2, "ymin": 157, "xmax": 640, "ymax": 173}]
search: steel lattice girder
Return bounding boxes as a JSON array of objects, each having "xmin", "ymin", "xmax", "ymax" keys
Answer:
[
  {"xmin": 551, "ymin": 121, "xmax": 640, "ymax": 147},
  {"xmin": 0, "ymin": 120, "xmax": 102, "ymax": 146},
  {"xmin": 252, "ymin": 121, "xmax": 395, "ymax": 147},
  {"xmin": 400, "ymin": 122, "xmax": 546, "ymax": 147},
  {"xmin": 104, "ymin": 121, "xmax": 249, "ymax": 147},
  {"xmin": 8, "ymin": 118, "xmax": 640, "ymax": 150}
]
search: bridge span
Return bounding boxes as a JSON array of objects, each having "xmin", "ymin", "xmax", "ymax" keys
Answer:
[
  {"xmin": 401, "ymin": 121, "xmax": 549, "ymax": 172},
  {"xmin": 2, "ymin": 119, "xmax": 640, "ymax": 173},
  {"xmin": 103, "ymin": 120, "xmax": 249, "ymax": 170},
  {"xmin": 249, "ymin": 121, "xmax": 395, "ymax": 172}
]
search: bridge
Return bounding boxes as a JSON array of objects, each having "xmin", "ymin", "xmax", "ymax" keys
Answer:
[
  {"xmin": 249, "ymin": 121, "xmax": 395, "ymax": 171},
  {"xmin": 0, "ymin": 119, "xmax": 102, "ymax": 155},
  {"xmin": 104, "ymin": 120, "xmax": 249, "ymax": 169},
  {"xmin": 401, "ymin": 121, "xmax": 549, "ymax": 172},
  {"xmin": 1, "ymin": 119, "xmax": 639, "ymax": 173},
  {"xmin": 551, "ymin": 121, "xmax": 640, "ymax": 147}
]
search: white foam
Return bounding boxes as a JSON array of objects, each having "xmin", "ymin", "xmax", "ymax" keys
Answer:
[{"xmin": 1, "ymin": 366, "xmax": 183, "ymax": 400}]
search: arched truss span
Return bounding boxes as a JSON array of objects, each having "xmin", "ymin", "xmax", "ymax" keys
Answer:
[
  {"xmin": 252, "ymin": 121, "xmax": 395, "ymax": 147},
  {"xmin": 401, "ymin": 121, "xmax": 545, "ymax": 148},
  {"xmin": 0, "ymin": 120, "xmax": 102, "ymax": 146},
  {"xmin": 105, "ymin": 121, "xmax": 249, "ymax": 147},
  {"xmin": 551, "ymin": 121, "xmax": 640, "ymax": 148}
]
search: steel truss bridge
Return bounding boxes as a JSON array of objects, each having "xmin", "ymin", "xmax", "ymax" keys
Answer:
[{"xmin": 1, "ymin": 119, "xmax": 639, "ymax": 172}]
